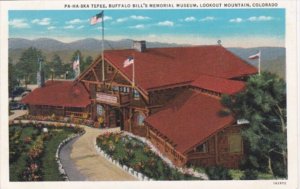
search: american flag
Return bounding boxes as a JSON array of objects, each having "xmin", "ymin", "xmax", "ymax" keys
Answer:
[
  {"xmin": 73, "ymin": 56, "xmax": 80, "ymax": 71},
  {"xmin": 123, "ymin": 56, "xmax": 134, "ymax": 67},
  {"xmin": 90, "ymin": 11, "xmax": 104, "ymax": 25}
]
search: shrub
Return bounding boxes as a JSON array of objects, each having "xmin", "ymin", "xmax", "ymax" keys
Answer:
[
  {"xmin": 205, "ymin": 166, "xmax": 232, "ymax": 180},
  {"xmin": 241, "ymin": 169, "xmax": 258, "ymax": 180}
]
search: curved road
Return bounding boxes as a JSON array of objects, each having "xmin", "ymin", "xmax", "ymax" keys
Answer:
[{"xmin": 60, "ymin": 126, "xmax": 136, "ymax": 181}]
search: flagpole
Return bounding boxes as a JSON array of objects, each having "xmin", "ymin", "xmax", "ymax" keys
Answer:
[
  {"xmin": 258, "ymin": 50, "xmax": 261, "ymax": 75},
  {"xmin": 132, "ymin": 54, "xmax": 135, "ymax": 87},
  {"xmin": 78, "ymin": 54, "xmax": 80, "ymax": 76},
  {"xmin": 101, "ymin": 11, "xmax": 105, "ymax": 82}
]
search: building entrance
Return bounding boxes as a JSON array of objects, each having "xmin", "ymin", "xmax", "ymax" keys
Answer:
[{"xmin": 109, "ymin": 108, "xmax": 124, "ymax": 129}]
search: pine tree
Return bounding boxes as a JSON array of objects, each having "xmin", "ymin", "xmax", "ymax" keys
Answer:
[
  {"xmin": 221, "ymin": 72, "xmax": 287, "ymax": 177},
  {"xmin": 15, "ymin": 47, "xmax": 44, "ymax": 84},
  {"xmin": 9, "ymin": 58, "xmax": 19, "ymax": 96}
]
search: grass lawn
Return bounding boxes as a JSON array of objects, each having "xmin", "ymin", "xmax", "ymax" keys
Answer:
[
  {"xmin": 42, "ymin": 129, "xmax": 74, "ymax": 181},
  {"xmin": 9, "ymin": 124, "xmax": 80, "ymax": 181}
]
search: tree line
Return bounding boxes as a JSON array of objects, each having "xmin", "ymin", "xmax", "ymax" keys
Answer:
[{"xmin": 9, "ymin": 47, "xmax": 94, "ymax": 93}]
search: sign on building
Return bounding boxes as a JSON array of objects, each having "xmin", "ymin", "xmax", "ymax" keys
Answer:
[{"xmin": 96, "ymin": 92, "xmax": 118, "ymax": 104}]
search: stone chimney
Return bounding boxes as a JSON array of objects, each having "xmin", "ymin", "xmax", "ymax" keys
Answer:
[{"xmin": 133, "ymin": 40, "xmax": 146, "ymax": 52}]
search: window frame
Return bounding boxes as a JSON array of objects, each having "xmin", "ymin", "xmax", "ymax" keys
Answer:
[
  {"xmin": 195, "ymin": 142, "xmax": 208, "ymax": 153},
  {"xmin": 228, "ymin": 133, "xmax": 243, "ymax": 153}
]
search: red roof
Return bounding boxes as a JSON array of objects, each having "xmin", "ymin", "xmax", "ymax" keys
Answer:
[
  {"xmin": 104, "ymin": 45, "xmax": 257, "ymax": 91},
  {"xmin": 145, "ymin": 90, "xmax": 234, "ymax": 154},
  {"xmin": 21, "ymin": 80, "xmax": 91, "ymax": 107},
  {"xmin": 190, "ymin": 75, "xmax": 246, "ymax": 95}
]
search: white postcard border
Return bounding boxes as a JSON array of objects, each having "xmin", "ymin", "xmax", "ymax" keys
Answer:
[{"xmin": 0, "ymin": 1, "xmax": 298, "ymax": 189}]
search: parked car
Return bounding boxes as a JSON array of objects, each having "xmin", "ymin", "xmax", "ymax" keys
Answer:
[
  {"xmin": 10, "ymin": 87, "xmax": 31, "ymax": 98},
  {"xmin": 9, "ymin": 101, "xmax": 27, "ymax": 110},
  {"xmin": 21, "ymin": 91, "xmax": 30, "ymax": 98},
  {"xmin": 10, "ymin": 87, "xmax": 25, "ymax": 98}
]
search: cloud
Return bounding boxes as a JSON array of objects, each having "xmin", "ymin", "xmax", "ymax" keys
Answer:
[
  {"xmin": 129, "ymin": 24, "xmax": 145, "ymax": 29},
  {"xmin": 229, "ymin": 18, "xmax": 243, "ymax": 23},
  {"xmin": 47, "ymin": 26, "xmax": 56, "ymax": 30},
  {"xmin": 9, "ymin": 19, "xmax": 30, "ymax": 28},
  {"xmin": 115, "ymin": 15, "xmax": 149, "ymax": 23},
  {"xmin": 200, "ymin": 16, "xmax": 215, "ymax": 22},
  {"xmin": 148, "ymin": 34, "xmax": 157, "ymax": 38},
  {"xmin": 130, "ymin": 15, "xmax": 150, "ymax": 20},
  {"xmin": 157, "ymin": 20, "xmax": 174, "ymax": 27},
  {"xmin": 64, "ymin": 25, "xmax": 74, "ymax": 29},
  {"xmin": 77, "ymin": 25, "xmax": 84, "ymax": 29},
  {"xmin": 104, "ymin": 16, "xmax": 113, "ymax": 21},
  {"xmin": 66, "ymin": 19, "xmax": 84, "ymax": 25},
  {"xmin": 116, "ymin": 17, "xmax": 128, "ymax": 23},
  {"xmin": 248, "ymin": 16, "xmax": 273, "ymax": 22},
  {"xmin": 31, "ymin": 18, "xmax": 51, "ymax": 26},
  {"xmin": 184, "ymin": 16, "xmax": 196, "ymax": 22}
]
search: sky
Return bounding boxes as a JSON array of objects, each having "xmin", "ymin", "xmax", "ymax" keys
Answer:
[{"xmin": 9, "ymin": 9, "xmax": 285, "ymax": 47}]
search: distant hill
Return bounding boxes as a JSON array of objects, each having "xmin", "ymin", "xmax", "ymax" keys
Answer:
[
  {"xmin": 9, "ymin": 38, "xmax": 181, "ymax": 51},
  {"xmin": 9, "ymin": 38, "xmax": 285, "ymax": 78}
]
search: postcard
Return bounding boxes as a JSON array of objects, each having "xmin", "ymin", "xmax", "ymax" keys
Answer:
[{"xmin": 0, "ymin": 0, "xmax": 298, "ymax": 189}]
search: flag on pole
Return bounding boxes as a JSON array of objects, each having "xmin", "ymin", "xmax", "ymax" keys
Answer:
[
  {"xmin": 123, "ymin": 56, "xmax": 134, "ymax": 67},
  {"xmin": 248, "ymin": 50, "xmax": 261, "ymax": 75},
  {"xmin": 73, "ymin": 55, "xmax": 80, "ymax": 78},
  {"xmin": 248, "ymin": 51, "xmax": 260, "ymax": 60},
  {"xmin": 73, "ymin": 56, "xmax": 80, "ymax": 71},
  {"xmin": 90, "ymin": 11, "xmax": 104, "ymax": 25}
]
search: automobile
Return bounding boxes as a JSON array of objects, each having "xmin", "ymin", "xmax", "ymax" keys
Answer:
[
  {"xmin": 9, "ymin": 101, "xmax": 27, "ymax": 110},
  {"xmin": 21, "ymin": 91, "xmax": 30, "ymax": 98},
  {"xmin": 10, "ymin": 87, "xmax": 26, "ymax": 98}
]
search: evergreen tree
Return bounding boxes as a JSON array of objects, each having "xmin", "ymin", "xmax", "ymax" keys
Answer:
[
  {"xmin": 46, "ymin": 54, "xmax": 65, "ymax": 79},
  {"xmin": 15, "ymin": 47, "xmax": 44, "ymax": 84},
  {"xmin": 221, "ymin": 72, "xmax": 287, "ymax": 177},
  {"xmin": 82, "ymin": 55, "xmax": 93, "ymax": 72},
  {"xmin": 8, "ymin": 57, "xmax": 19, "ymax": 96}
]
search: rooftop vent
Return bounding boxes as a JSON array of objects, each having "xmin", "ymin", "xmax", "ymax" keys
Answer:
[{"xmin": 133, "ymin": 40, "xmax": 146, "ymax": 52}]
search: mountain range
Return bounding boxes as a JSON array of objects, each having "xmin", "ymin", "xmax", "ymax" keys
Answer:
[
  {"xmin": 9, "ymin": 38, "xmax": 286, "ymax": 78},
  {"xmin": 9, "ymin": 38, "xmax": 181, "ymax": 51}
]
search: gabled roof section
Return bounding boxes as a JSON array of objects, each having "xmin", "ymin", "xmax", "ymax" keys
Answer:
[
  {"xmin": 104, "ymin": 45, "xmax": 257, "ymax": 91},
  {"xmin": 21, "ymin": 80, "xmax": 91, "ymax": 107},
  {"xmin": 145, "ymin": 89, "xmax": 234, "ymax": 154},
  {"xmin": 191, "ymin": 75, "xmax": 246, "ymax": 95}
]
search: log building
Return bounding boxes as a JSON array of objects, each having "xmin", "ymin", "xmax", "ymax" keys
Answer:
[{"xmin": 22, "ymin": 41, "xmax": 257, "ymax": 168}]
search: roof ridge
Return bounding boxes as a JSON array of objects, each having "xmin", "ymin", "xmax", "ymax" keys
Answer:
[{"xmin": 104, "ymin": 44, "xmax": 222, "ymax": 52}]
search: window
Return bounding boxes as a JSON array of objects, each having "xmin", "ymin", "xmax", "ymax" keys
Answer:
[
  {"xmin": 107, "ymin": 65, "xmax": 114, "ymax": 73},
  {"xmin": 96, "ymin": 105, "xmax": 104, "ymax": 116},
  {"xmin": 228, "ymin": 134, "xmax": 242, "ymax": 153},
  {"xmin": 112, "ymin": 86, "xmax": 119, "ymax": 92},
  {"xmin": 195, "ymin": 142, "xmax": 208, "ymax": 153},
  {"xmin": 136, "ymin": 112, "xmax": 145, "ymax": 126},
  {"xmin": 133, "ymin": 89, "xmax": 140, "ymax": 100}
]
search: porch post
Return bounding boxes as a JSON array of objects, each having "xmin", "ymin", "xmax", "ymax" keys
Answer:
[{"xmin": 215, "ymin": 134, "xmax": 219, "ymax": 165}]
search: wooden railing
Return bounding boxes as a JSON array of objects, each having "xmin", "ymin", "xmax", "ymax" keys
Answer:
[
  {"xmin": 65, "ymin": 111, "xmax": 91, "ymax": 118},
  {"xmin": 186, "ymin": 152, "xmax": 215, "ymax": 160}
]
